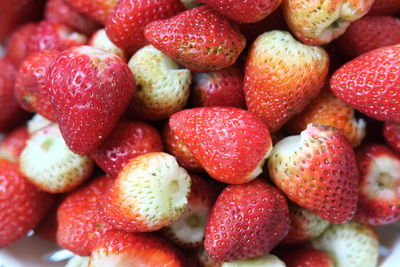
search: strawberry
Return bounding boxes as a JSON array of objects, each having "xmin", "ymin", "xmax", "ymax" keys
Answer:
[
  {"xmin": 282, "ymin": 0, "xmax": 374, "ymax": 45},
  {"xmin": 338, "ymin": 16, "xmax": 400, "ymax": 59},
  {"xmin": 34, "ymin": 199, "xmax": 60, "ymax": 242},
  {"xmin": 278, "ymin": 247, "xmax": 334, "ymax": 267},
  {"xmin": 0, "ymin": 59, "xmax": 28, "ymax": 132},
  {"xmin": 64, "ymin": 0, "xmax": 118, "ymax": 24},
  {"xmin": 127, "ymin": 45, "xmax": 191, "ymax": 121},
  {"xmin": 169, "ymin": 107, "xmax": 273, "ymax": 184},
  {"xmin": 105, "ymin": 0, "xmax": 184, "ymax": 53},
  {"xmin": 88, "ymin": 28, "xmax": 126, "ymax": 59},
  {"xmin": 282, "ymin": 204, "xmax": 330, "ymax": 245},
  {"xmin": 162, "ymin": 174, "xmax": 215, "ymax": 248},
  {"xmin": 66, "ymin": 255, "xmax": 90, "ymax": 267},
  {"xmin": 144, "ymin": 5, "xmax": 246, "ymax": 72},
  {"xmin": 311, "ymin": 221, "xmax": 379, "ymax": 267},
  {"xmin": 27, "ymin": 21, "xmax": 88, "ymax": 56},
  {"xmin": 47, "ymin": 45, "xmax": 136, "ymax": 154},
  {"xmin": 192, "ymin": 247, "xmax": 221, "ymax": 267},
  {"xmin": 100, "ymin": 152, "xmax": 191, "ymax": 232},
  {"xmin": 0, "ymin": 126, "xmax": 29, "ymax": 162},
  {"xmin": 383, "ymin": 122, "xmax": 400, "ymax": 153},
  {"xmin": 355, "ymin": 144, "xmax": 400, "ymax": 225},
  {"xmin": 45, "ymin": 0, "xmax": 100, "ymax": 35},
  {"xmin": 369, "ymin": 0, "xmax": 400, "ymax": 15},
  {"xmin": 27, "ymin": 114, "xmax": 54, "ymax": 135},
  {"xmin": 5, "ymin": 23, "xmax": 37, "ymax": 67},
  {"xmin": 57, "ymin": 175, "xmax": 114, "ymax": 256},
  {"xmin": 0, "ymin": 159, "xmax": 53, "ymax": 248},
  {"xmin": 190, "ymin": 66, "xmax": 246, "ymax": 108},
  {"xmin": 285, "ymin": 88, "xmax": 366, "ymax": 147},
  {"xmin": 245, "ymin": 30, "xmax": 329, "ymax": 132},
  {"xmin": 204, "ymin": 179, "xmax": 290, "ymax": 262},
  {"xmin": 222, "ymin": 254, "xmax": 286, "ymax": 267},
  {"xmin": 197, "ymin": 0, "xmax": 281, "ymax": 23},
  {"xmin": 20, "ymin": 124, "xmax": 94, "ymax": 193},
  {"xmin": 89, "ymin": 230, "xmax": 187, "ymax": 266},
  {"xmin": 330, "ymin": 44, "xmax": 400, "ymax": 123},
  {"xmin": 91, "ymin": 120, "xmax": 163, "ymax": 177},
  {"xmin": 268, "ymin": 124, "xmax": 358, "ymax": 224},
  {"xmin": 14, "ymin": 50, "xmax": 59, "ymax": 121},
  {"xmin": 163, "ymin": 124, "xmax": 202, "ymax": 172}
]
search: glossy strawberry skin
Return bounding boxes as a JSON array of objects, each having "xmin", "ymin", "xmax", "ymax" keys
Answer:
[
  {"xmin": 338, "ymin": 16, "xmax": 400, "ymax": 59},
  {"xmin": 369, "ymin": 0, "xmax": 400, "ymax": 15},
  {"xmin": 0, "ymin": 126, "xmax": 29, "ymax": 162},
  {"xmin": 47, "ymin": 46, "xmax": 136, "ymax": 154},
  {"xmin": 14, "ymin": 50, "xmax": 59, "ymax": 121},
  {"xmin": 57, "ymin": 175, "xmax": 114, "ymax": 256},
  {"xmin": 204, "ymin": 179, "xmax": 290, "ymax": 262},
  {"xmin": 169, "ymin": 107, "xmax": 272, "ymax": 184},
  {"xmin": 279, "ymin": 247, "xmax": 334, "ymax": 267},
  {"xmin": 91, "ymin": 121, "xmax": 163, "ymax": 177},
  {"xmin": 0, "ymin": 159, "xmax": 53, "ymax": 248},
  {"xmin": 330, "ymin": 45, "xmax": 400, "ymax": 123},
  {"xmin": 144, "ymin": 5, "xmax": 246, "ymax": 72},
  {"xmin": 5, "ymin": 23, "xmax": 37, "ymax": 67},
  {"xmin": 384, "ymin": 122, "xmax": 400, "ymax": 153},
  {"xmin": 64, "ymin": 0, "xmax": 118, "ymax": 24},
  {"xmin": 106, "ymin": 0, "xmax": 184, "ymax": 53}
]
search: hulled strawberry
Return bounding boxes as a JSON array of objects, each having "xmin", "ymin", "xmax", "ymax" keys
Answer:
[
  {"xmin": 57, "ymin": 175, "xmax": 114, "ymax": 256},
  {"xmin": 355, "ymin": 144, "xmax": 400, "ymax": 225},
  {"xmin": 338, "ymin": 16, "xmax": 400, "ymax": 59},
  {"xmin": 64, "ymin": 0, "xmax": 118, "ymax": 24},
  {"xmin": 163, "ymin": 124, "xmax": 202, "ymax": 172},
  {"xmin": 286, "ymin": 88, "xmax": 366, "ymax": 147},
  {"xmin": 5, "ymin": 23, "xmax": 37, "ymax": 67},
  {"xmin": 311, "ymin": 221, "xmax": 379, "ymax": 267},
  {"xmin": 282, "ymin": 204, "xmax": 330, "ymax": 244},
  {"xmin": 27, "ymin": 114, "xmax": 54, "ymax": 134},
  {"xmin": 204, "ymin": 179, "xmax": 290, "ymax": 262},
  {"xmin": 20, "ymin": 124, "xmax": 94, "ymax": 193},
  {"xmin": 162, "ymin": 174, "xmax": 215, "ymax": 248},
  {"xmin": 330, "ymin": 45, "xmax": 400, "ymax": 122},
  {"xmin": 197, "ymin": 0, "xmax": 281, "ymax": 23},
  {"xmin": 89, "ymin": 230, "xmax": 187, "ymax": 266},
  {"xmin": 14, "ymin": 50, "xmax": 59, "ymax": 121},
  {"xmin": 282, "ymin": 0, "xmax": 374, "ymax": 45},
  {"xmin": 384, "ymin": 122, "xmax": 400, "ymax": 153},
  {"xmin": 169, "ymin": 107, "xmax": 272, "ymax": 184},
  {"xmin": 47, "ymin": 45, "xmax": 136, "ymax": 154},
  {"xmin": 0, "ymin": 159, "xmax": 53, "ymax": 248},
  {"xmin": 88, "ymin": 28, "xmax": 126, "ymax": 59},
  {"xmin": 244, "ymin": 31, "xmax": 329, "ymax": 132},
  {"xmin": 369, "ymin": 0, "xmax": 400, "ymax": 15},
  {"xmin": 27, "ymin": 21, "xmax": 87, "ymax": 55},
  {"xmin": 222, "ymin": 254, "xmax": 286, "ymax": 267},
  {"xmin": 279, "ymin": 247, "xmax": 334, "ymax": 267},
  {"xmin": 127, "ymin": 45, "xmax": 191, "ymax": 120},
  {"xmin": 268, "ymin": 124, "xmax": 358, "ymax": 224},
  {"xmin": 100, "ymin": 152, "xmax": 191, "ymax": 232},
  {"xmin": 144, "ymin": 5, "xmax": 246, "ymax": 72},
  {"xmin": 0, "ymin": 126, "xmax": 29, "ymax": 162},
  {"xmin": 91, "ymin": 120, "xmax": 163, "ymax": 177},
  {"xmin": 190, "ymin": 66, "xmax": 245, "ymax": 108},
  {"xmin": 105, "ymin": 0, "xmax": 184, "ymax": 53}
]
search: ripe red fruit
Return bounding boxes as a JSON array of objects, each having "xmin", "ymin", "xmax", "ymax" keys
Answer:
[
  {"xmin": 383, "ymin": 122, "xmax": 400, "ymax": 153},
  {"xmin": 0, "ymin": 126, "xmax": 29, "ymax": 162},
  {"xmin": 369, "ymin": 0, "xmax": 400, "ymax": 15},
  {"xmin": 5, "ymin": 23, "xmax": 37, "ymax": 67},
  {"xmin": 64, "ymin": 0, "xmax": 118, "ymax": 24},
  {"xmin": 279, "ymin": 247, "xmax": 334, "ymax": 267}
]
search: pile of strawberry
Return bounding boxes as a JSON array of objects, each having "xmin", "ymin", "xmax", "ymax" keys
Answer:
[{"xmin": 0, "ymin": 0, "xmax": 399, "ymax": 266}]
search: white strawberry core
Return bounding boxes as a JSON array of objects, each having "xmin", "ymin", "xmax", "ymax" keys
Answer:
[
  {"xmin": 75, "ymin": 45, "xmax": 110, "ymax": 58},
  {"xmin": 27, "ymin": 114, "xmax": 53, "ymax": 134},
  {"xmin": 221, "ymin": 254, "xmax": 286, "ymax": 267},
  {"xmin": 272, "ymin": 134, "xmax": 302, "ymax": 156},
  {"xmin": 58, "ymin": 27, "xmax": 86, "ymax": 44},
  {"xmin": 66, "ymin": 255, "xmax": 90, "ymax": 267},
  {"xmin": 90, "ymin": 250, "xmax": 137, "ymax": 267}
]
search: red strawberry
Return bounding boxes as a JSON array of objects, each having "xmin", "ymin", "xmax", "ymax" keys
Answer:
[
  {"xmin": 65, "ymin": 0, "xmax": 118, "ymax": 24},
  {"xmin": 162, "ymin": 124, "xmax": 202, "ymax": 172},
  {"xmin": 0, "ymin": 59, "xmax": 28, "ymax": 132},
  {"xmin": 0, "ymin": 159, "xmax": 53, "ymax": 248},
  {"xmin": 0, "ymin": 126, "xmax": 29, "ymax": 162},
  {"xmin": 197, "ymin": 0, "xmax": 281, "ymax": 23},
  {"xmin": 355, "ymin": 144, "xmax": 400, "ymax": 225},
  {"xmin": 105, "ymin": 0, "xmax": 184, "ymax": 53},
  {"xmin": 369, "ymin": 0, "xmax": 400, "ymax": 15},
  {"xmin": 35, "ymin": 199, "xmax": 61, "ymax": 242},
  {"xmin": 383, "ymin": 122, "xmax": 400, "ymax": 153},
  {"xmin": 192, "ymin": 247, "xmax": 221, "ymax": 267},
  {"xmin": 144, "ymin": 5, "xmax": 246, "ymax": 72},
  {"xmin": 47, "ymin": 45, "xmax": 136, "ymax": 154},
  {"xmin": 268, "ymin": 124, "xmax": 359, "ymax": 224},
  {"xmin": 5, "ymin": 23, "xmax": 37, "ymax": 67},
  {"xmin": 279, "ymin": 247, "xmax": 334, "ymax": 267},
  {"xmin": 91, "ymin": 120, "xmax": 163, "ymax": 177},
  {"xmin": 89, "ymin": 230, "xmax": 187, "ymax": 266},
  {"xmin": 338, "ymin": 16, "xmax": 400, "ymax": 58},
  {"xmin": 244, "ymin": 31, "xmax": 329, "ymax": 132},
  {"xmin": 45, "ymin": 0, "xmax": 100, "ymax": 35},
  {"xmin": 190, "ymin": 66, "xmax": 246, "ymax": 108},
  {"xmin": 204, "ymin": 179, "xmax": 290, "ymax": 262},
  {"xmin": 14, "ymin": 50, "xmax": 59, "ymax": 121},
  {"xmin": 57, "ymin": 175, "xmax": 114, "ymax": 256},
  {"xmin": 169, "ymin": 107, "xmax": 273, "ymax": 184},
  {"xmin": 88, "ymin": 28, "xmax": 126, "ymax": 59},
  {"xmin": 330, "ymin": 45, "xmax": 400, "ymax": 123}
]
